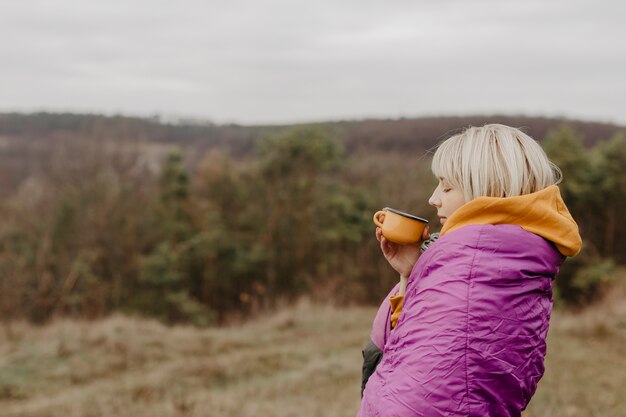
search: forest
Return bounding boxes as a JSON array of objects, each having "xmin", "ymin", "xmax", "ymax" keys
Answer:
[{"xmin": 0, "ymin": 113, "xmax": 624, "ymax": 326}]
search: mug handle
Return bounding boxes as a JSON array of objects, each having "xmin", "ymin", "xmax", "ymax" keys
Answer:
[{"xmin": 373, "ymin": 210, "xmax": 386, "ymax": 228}]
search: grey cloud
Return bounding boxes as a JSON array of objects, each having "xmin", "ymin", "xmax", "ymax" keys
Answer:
[{"xmin": 0, "ymin": 0, "xmax": 624, "ymax": 124}]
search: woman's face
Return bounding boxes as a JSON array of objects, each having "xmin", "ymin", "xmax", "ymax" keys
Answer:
[{"xmin": 428, "ymin": 177, "xmax": 466, "ymax": 226}]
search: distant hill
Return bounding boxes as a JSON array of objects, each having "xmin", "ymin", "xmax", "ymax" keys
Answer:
[
  {"xmin": 1, "ymin": 112, "xmax": 624, "ymax": 197},
  {"xmin": 330, "ymin": 115, "xmax": 624, "ymax": 152},
  {"xmin": 1, "ymin": 112, "xmax": 624, "ymax": 156}
]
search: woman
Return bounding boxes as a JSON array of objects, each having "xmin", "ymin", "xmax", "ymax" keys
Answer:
[{"xmin": 358, "ymin": 124, "xmax": 582, "ymax": 417}]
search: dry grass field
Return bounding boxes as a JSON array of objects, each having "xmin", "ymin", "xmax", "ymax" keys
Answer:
[{"xmin": 1, "ymin": 287, "xmax": 625, "ymax": 417}]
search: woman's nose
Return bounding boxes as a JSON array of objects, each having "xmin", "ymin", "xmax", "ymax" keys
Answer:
[{"xmin": 428, "ymin": 194, "xmax": 439, "ymax": 207}]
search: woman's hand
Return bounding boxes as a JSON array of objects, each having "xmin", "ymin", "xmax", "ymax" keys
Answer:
[{"xmin": 375, "ymin": 223, "xmax": 430, "ymax": 278}]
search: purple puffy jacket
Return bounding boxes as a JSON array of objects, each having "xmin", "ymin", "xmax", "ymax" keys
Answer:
[{"xmin": 358, "ymin": 224, "xmax": 564, "ymax": 417}]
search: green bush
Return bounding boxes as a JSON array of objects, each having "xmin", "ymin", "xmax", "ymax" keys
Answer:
[{"xmin": 556, "ymin": 252, "xmax": 616, "ymax": 306}]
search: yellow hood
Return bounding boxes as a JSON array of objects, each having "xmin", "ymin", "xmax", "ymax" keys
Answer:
[{"xmin": 440, "ymin": 185, "xmax": 582, "ymax": 257}]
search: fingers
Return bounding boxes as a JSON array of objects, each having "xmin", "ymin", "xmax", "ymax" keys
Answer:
[
  {"xmin": 422, "ymin": 226, "xmax": 430, "ymax": 241},
  {"xmin": 380, "ymin": 236, "xmax": 396, "ymax": 258},
  {"xmin": 376, "ymin": 228, "xmax": 394, "ymax": 258},
  {"xmin": 376, "ymin": 228, "xmax": 388, "ymax": 254},
  {"xmin": 380, "ymin": 236, "xmax": 389, "ymax": 255}
]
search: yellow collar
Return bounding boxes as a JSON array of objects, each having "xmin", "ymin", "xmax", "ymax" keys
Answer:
[{"xmin": 440, "ymin": 185, "xmax": 582, "ymax": 257}]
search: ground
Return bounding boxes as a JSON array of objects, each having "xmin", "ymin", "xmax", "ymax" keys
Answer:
[{"xmin": 1, "ymin": 290, "xmax": 625, "ymax": 417}]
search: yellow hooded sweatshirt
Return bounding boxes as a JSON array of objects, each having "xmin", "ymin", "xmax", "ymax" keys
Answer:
[
  {"xmin": 440, "ymin": 185, "xmax": 581, "ymax": 257},
  {"xmin": 390, "ymin": 185, "xmax": 582, "ymax": 328}
]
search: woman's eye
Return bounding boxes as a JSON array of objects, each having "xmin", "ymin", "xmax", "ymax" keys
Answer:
[{"xmin": 443, "ymin": 188, "xmax": 451, "ymax": 193}]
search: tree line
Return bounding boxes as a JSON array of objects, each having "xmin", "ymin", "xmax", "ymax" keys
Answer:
[{"xmin": 0, "ymin": 123, "xmax": 624, "ymax": 326}]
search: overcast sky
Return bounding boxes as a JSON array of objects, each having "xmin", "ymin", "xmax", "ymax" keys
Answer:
[{"xmin": 0, "ymin": 0, "xmax": 624, "ymax": 125}]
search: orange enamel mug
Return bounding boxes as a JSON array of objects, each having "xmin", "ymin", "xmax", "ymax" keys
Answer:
[{"xmin": 373, "ymin": 207, "xmax": 429, "ymax": 245}]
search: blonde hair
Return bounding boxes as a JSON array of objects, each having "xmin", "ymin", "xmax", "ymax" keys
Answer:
[{"xmin": 431, "ymin": 124, "xmax": 562, "ymax": 201}]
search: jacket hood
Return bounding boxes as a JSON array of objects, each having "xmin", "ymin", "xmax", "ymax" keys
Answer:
[{"xmin": 440, "ymin": 185, "xmax": 582, "ymax": 257}]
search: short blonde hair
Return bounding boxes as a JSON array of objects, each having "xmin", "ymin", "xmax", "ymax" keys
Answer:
[{"xmin": 431, "ymin": 124, "xmax": 562, "ymax": 201}]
